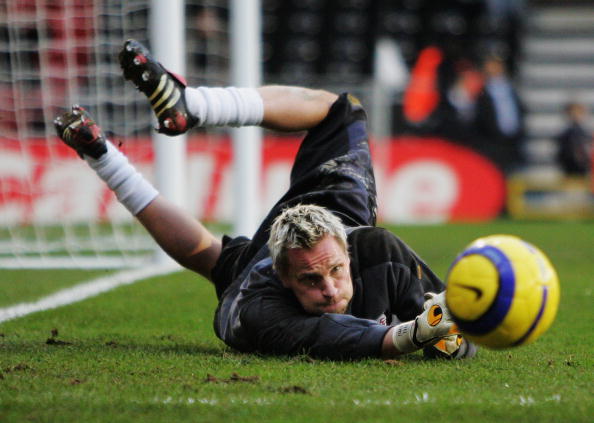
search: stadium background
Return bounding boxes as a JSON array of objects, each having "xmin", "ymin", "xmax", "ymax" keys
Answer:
[{"xmin": 0, "ymin": 0, "xmax": 593, "ymax": 268}]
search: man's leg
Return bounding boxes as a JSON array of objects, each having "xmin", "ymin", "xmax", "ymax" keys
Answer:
[
  {"xmin": 118, "ymin": 39, "xmax": 337, "ymax": 135},
  {"xmin": 54, "ymin": 106, "xmax": 221, "ymax": 279},
  {"xmin": 118, "ymin": 39, "xmax": 374, "ymax": 272}
]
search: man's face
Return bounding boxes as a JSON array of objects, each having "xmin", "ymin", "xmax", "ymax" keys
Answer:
[{"xmin": 280, "ymin": 235, "xmax": 353, "ymax": 315}]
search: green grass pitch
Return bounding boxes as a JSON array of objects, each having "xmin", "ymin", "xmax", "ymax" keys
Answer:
[{"xmin": 1, "ymin": 221, "xmax": 592, "ymax": 422}]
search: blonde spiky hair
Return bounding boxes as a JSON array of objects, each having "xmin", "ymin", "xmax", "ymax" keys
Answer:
[{"xmin": 268, "ymin": 204, "xmax": 347, "ymax": 276}]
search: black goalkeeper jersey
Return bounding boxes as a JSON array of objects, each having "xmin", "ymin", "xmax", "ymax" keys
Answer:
[
  {"xmin": 213, "ymin": 226, "xmax": 444, "ymax": 360},
  {"xmin": 210, "ymin": 94, "xmax": 444, "ymax": 360}
]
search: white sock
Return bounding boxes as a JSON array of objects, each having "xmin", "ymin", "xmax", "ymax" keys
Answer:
[
  {"xmin": 185, "ymin": 86, "xmax": 264, "ymax": 127},
  {"xmin": 85, "ymin": 141, "xmax": 159, "ymax": 215}
]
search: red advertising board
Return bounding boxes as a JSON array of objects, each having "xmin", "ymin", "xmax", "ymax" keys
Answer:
[{"xmin": 0, "ymin": 135, "xmax": 505, "ymax": 224}]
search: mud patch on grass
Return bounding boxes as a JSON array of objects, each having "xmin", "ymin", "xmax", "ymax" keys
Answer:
[{"xmin": 205, "ymin": 373, "xmax": 260, "ymax": 384}]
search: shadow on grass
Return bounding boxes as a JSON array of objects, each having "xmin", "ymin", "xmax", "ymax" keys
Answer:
[
  {"xmin": 1, "ymin": 335, "xmax": 460, "ymax": 364},
  {"xmin": 1, "ymin": 338, "xmax": 223, "ymax": 357}
]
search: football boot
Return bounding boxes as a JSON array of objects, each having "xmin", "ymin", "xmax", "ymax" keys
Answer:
[
  {"xmin": 54, "ymin": 105, "xmax": 107, "ymax": 159},
  {"xmin": 118, "ymin": 39, "xmax": 197, "ymax": 136}
]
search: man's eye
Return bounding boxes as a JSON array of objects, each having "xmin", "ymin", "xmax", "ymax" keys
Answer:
[
  {"xmin": 331, "ymin": 265, "xmax": 342, "ymax": 274},
  {"xmin": 299, "ymin": 277, "xmax": 317, "ymax": 287}
]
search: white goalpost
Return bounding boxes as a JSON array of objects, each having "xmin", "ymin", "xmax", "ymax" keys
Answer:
[
  {"xmin": 150, "ymin": 0, "xmax": 188, "ymax": 265},
  {"xmin": 0, "ymin": 0, "xmax": 262, "ymax": 269},
  {"xmin": 230, "ymin": 0, "xmax": 262, "ymax": 238}
]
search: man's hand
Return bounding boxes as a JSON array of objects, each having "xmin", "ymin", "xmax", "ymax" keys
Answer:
[
  {"xmin": 412, "ymin": 292, "xmax": 459, "ymax": 346},
  {"xmin": 387, "ymin": 291, "xmax": 459, "ymax": 355},
  {"xmin": 423, "ymin": 334, "xmax": 478, "ymax": 359}
]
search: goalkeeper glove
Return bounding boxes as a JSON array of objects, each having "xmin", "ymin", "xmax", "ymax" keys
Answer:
[
  {"xmin": 423, "ymin": 334, "xmax": 478, "ymax": 359},
  {"xmin": 391, "ymin": 292, "xmax": 459, "ymax": 354}
]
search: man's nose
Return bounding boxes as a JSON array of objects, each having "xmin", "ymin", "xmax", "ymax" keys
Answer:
[{"xmin": 321, "ymin": 278, "xmax": 338, "ymax": 298}]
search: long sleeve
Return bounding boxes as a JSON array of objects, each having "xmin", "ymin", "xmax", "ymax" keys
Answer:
[{"xmin": 216, "ymin": 258, "xmax": 389, "ymax": 360}]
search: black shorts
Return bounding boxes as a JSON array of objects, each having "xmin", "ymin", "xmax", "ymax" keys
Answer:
[{"xmin": 211, "ymin": 93, "xmax": 377, "ymax": 298}]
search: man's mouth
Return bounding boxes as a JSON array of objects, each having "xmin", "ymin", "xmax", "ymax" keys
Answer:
[{"xmin": 321, "ymin": 300, "xmax": 343, "ymax": 312}]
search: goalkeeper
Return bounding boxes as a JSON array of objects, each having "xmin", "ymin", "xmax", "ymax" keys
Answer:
[{"xmin": 54, "ymin": 39, "xmax": 476, "ymax": 360}]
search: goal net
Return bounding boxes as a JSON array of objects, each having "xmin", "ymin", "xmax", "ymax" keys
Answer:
[
  {"xmin": 0, "ymin": 0, "xmax": 232, "ymax": 269},
  {"xmin": 1, "ymin": 0, "xmax": 416, "ymax": 270}
]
